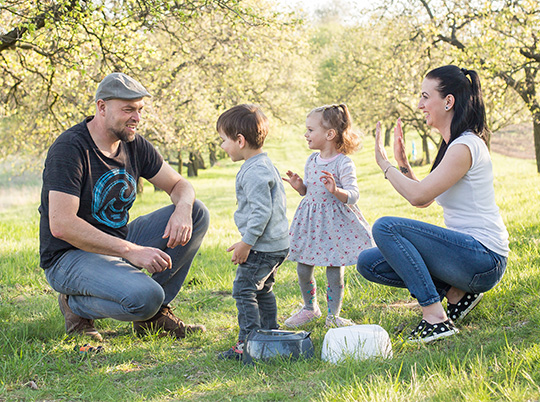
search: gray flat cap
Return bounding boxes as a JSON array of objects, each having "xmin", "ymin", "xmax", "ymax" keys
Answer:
[{"xmin": 95, "ymin": 72, "xmax": 151, "ymax": 101}]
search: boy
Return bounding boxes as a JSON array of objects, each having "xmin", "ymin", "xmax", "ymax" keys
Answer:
[{"xmin": 216, "ymin": 104, "xmax": 289, "ymax": 360}]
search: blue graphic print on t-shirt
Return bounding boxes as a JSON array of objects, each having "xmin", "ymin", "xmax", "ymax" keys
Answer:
[{"xmin": 92, "ymin": 168, "xmax": 136, "ymax": 228}]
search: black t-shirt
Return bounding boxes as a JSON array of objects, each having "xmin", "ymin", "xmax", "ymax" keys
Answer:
[{"xmin": 38, "ymin": 117, "xmax": 163, "ymax": 269}]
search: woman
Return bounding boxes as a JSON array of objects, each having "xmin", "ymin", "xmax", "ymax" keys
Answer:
[{"xmin": 357, "ymin": 65, "xmax": 509, "ymax": 343}]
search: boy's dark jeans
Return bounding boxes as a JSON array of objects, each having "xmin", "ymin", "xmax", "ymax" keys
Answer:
[{"xmin": 232, "ymin": 249, "xmax": 288, "ymax": 341}]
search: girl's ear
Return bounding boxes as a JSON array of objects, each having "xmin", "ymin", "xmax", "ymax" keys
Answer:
[
  {"xmin": 237, "ymin": 134, "xmax": 246, "ymax": 148},
  {"xmin": 326, "ymin": 129, "xmax": 337, "ymax": 141}
]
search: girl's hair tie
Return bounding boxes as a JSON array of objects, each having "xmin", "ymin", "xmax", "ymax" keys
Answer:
[{"xmin": 461, "ymin": 68, "xmax": 469, "ymax": 76}]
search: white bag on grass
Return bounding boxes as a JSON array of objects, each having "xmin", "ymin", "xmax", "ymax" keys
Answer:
[{"xmin": 321, "ymin": 324, "xmax": 392, "ymax": 364}]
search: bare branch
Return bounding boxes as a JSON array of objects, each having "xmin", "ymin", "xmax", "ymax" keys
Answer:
[
  {"xmin": 520, "ymin": 49, "xmax": 540, "ymax": 63},
  {"xmin": 0, "ymin": 0, "xmax": 82, "ymax": 53},
  {"xmin": 436, "ymin": 33, "xmax": 466, "ymax": 50},
  {"xmin": 418, "ymin": 0, "xmax": 434, "ymax": 20}
]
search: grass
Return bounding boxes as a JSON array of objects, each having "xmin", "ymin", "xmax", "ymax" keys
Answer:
[{"xmin": 1, "ymin": 127, "xmax": 540, "ymax": 401}]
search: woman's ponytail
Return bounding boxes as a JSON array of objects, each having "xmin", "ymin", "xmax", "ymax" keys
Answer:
[{"xmin": 427, "ymin": 65, "xmax": 489, "ymax": 171}]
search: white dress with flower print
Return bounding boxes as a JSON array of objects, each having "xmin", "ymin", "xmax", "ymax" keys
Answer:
[{"xmin": 288, "ymin": 153, "xmax": 373, "ymax": 266}]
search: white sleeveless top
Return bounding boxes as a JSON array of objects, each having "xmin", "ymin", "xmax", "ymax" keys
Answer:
[{"xmin": 435, "ymin": 132, "xmax": 509, "ymax": 256}]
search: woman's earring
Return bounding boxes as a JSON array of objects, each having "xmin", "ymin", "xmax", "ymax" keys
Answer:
[{"xmin": 445, "ymin": 106, "xmax": 449, "ymax": 111}]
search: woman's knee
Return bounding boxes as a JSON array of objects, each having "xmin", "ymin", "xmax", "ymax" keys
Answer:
[
  {"xmin": 371, "ymin": 216, "xmax": 395, "ymax": 240},
  {"xmin": 356, "ymin": 247, "xmax": 382, "ymax": 280},
  {"xmin": 357, "ymin": 248, "xmax": 371, "ymax": 275}
]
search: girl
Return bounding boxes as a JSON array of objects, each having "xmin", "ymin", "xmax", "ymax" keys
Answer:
[
  {"xmin": 283, "ymin": 104, "xmax": 373, "ymax": 328},
  {"xmin": 357, "ymin": 65, "xmax": 509, "ymax": 343}
]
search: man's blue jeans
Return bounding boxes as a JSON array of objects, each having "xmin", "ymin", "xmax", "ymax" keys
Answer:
[
  {"xmin": 45, "ymin": 200, "xmax": 209, "ymax": 321},
  {"xmin": 232, "ymin": 249, "xmax": 288, "ymax": 341},
  {"xmin": 357, "ymin": 216, "xmax": 507, "ymax": 307}
]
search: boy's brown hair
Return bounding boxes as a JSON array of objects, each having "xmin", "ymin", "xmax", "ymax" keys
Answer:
[{"xmin": 216, "ymin": 104, "xmax": 269, "ymax": 149}]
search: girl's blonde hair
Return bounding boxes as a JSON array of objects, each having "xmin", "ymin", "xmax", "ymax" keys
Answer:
[{"xmin": 308, "ymin": 104, "xmax": 361, "ymax": 154}]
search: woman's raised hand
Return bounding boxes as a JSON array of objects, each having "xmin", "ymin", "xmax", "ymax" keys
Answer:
[
  {"xmin": 393, "ymin": 118, "xmax": 408, "ymax": 168},
  {"xmin": 375, "ymin": 121, "xmax": 390, "ymax": 169}
]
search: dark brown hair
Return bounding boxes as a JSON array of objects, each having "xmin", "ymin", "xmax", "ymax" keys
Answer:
[
  {"xmin": 426, "ymin": 65, "xmax": 489, "ymax": 171},
  {"xmin": 216, "ymin": 104, "xmax": 269, "ymax": 149}
]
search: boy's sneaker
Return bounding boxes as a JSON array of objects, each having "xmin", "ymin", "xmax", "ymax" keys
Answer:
[
  {"xmin": 325, "ymin": 315, "xmax": 355, "ymax": 328},
  {"xmin": 407, "ymin": 319, "xmax": 459, "ymax": 344},
  {"xmin": 447, "ymin": 293, "xmax": 483, "ymax": 323},
  {"xmin": 218, "ymin": 341, "xmax": 244, "ymax": 361},
  {"xmin": 58, "ymin": 294, "xmax": 103, "ymax": 341},
  {"xmin": 283, "ymin": 306, "xmax": 322, "ymax": 328}
]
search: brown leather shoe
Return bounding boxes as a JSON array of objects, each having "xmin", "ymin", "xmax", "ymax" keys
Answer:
[
  {"xmin": 133, "ymin": 306, "xmax": 206, "ymax": 338},
  {"xmin": 58, "ymin": 294, "xmax": 103, "ymax": 341}
]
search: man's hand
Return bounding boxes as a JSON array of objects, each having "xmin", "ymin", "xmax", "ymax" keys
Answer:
[
  {"xmin": 127, "ymin": 244, "xmax": 172, "ymax": 273},
  {"xmin": 227, "ymin": 241, "xmax": 252, "ymax": 265},
  {"xmin": 148, "ymin": 163, "xmax": 195, "ymax": 248},
  {"xmin": 48, "ymin": 191, "xmax": 174, "ymax": 274},
  {"xmin": 163, "ymin": 205, "xmax": 193, "ymax": 248}
]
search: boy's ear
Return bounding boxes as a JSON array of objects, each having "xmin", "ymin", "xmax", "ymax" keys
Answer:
[
  {"xmin": 237, "ymin": 134, "xmax": 246, "ymax": 148},
  {"xmin": 326, "ymin": 129, "xmax": 337, "ymax": 140}
]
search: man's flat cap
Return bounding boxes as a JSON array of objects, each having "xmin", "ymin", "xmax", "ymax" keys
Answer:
[{"xmin": 95, "ymin": 72, "xmax": 151, "ymax": 102}]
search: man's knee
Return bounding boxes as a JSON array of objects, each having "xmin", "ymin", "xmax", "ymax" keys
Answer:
[
  {"xmin": 192, "ymin": 199, "xmax": 210, "ymax": 235},
  {"xmin": 125, "ymin": 282, "xmax": 165, "ymax": 321}
]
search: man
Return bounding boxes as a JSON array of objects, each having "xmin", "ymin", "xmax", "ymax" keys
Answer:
[{"xmin": 39, "ymin": 72, "xmax": 209, "ymax": 341}]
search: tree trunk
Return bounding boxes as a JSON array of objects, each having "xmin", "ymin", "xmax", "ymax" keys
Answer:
[
  {"xmin": 195, "ymin": 151, "xmax": 206, "ymax": 169},
  {"xmin": 187, "ymin": 152, "xmax": 198, "ymax": 177},
  {"xmin": 209, "ymin": 142, "xmax": 218, "ymax": 166},
  {"xmin": 534, "ymin": 112, "xmax": 540, "ymax": 173},
  {"xmin": 422, "ymin": 135, "xmax": 431, "ymax": 165},
  {"xmin": 384, "ymin": 127, "xmax": 392, "ymax": 147},
  {"xmin": 177, "ymin": 151, "xmax": 183, "ymax": 176}
]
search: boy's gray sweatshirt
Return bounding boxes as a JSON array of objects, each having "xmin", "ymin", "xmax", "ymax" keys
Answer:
[{"xmin": 234, "ymin": 152, "xmax": 289, "ymax": 252}]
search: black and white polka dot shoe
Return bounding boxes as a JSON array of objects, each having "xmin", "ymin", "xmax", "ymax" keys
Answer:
[
  {"xmin": 447, "ymin": 293, "xmax": 484, "ymax": 323},
  {"xmin": 407, "ymin": 319, "xmax": 459, "ymax": 344}
]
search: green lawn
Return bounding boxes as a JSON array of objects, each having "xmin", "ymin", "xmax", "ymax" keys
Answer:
[{"xmin": 1, "ymin": 128, "xmax": 540, "ymax": 401}]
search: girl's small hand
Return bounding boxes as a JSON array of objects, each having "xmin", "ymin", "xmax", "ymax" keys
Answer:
[
  {"xmin": 375, "ymin": 121, "xmax": 390, "ymax": 169},
  {"xmin": 393, "ymin": 118, "xmax": 408, "ymax": 167},
  {"xmin": 282, "ymin": 170, "xmax": 306, "ymax": 195},
  {"xmin": 320, "ymin": 170, "xmax": 337, "ymax": 194}
]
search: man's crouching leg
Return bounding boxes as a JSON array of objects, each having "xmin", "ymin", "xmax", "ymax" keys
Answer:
[
  {"xmin": 129, "ymin": 200, "xmax": 210, "ymax": 338},
  {"xmin": 133, "ymin": 306, "xmax": 206, "ymax": 338},
  {"xmin": 46, "ymin": 249, "xmax": 167, "ymax": 340}
]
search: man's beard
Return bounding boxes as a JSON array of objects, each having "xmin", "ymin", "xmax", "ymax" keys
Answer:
[{"xmin": 113, "ymin": 128, "xmax": 136, "ymax": 143}]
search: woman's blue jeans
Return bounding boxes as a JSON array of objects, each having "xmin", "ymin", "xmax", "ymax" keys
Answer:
[
  {"xmin": 357, "ymin": 216, "xmax": 507, "ymax": 307},
  {"xmin": 45, "ymin": 200, "xmax": 209, "ymax": 321}
]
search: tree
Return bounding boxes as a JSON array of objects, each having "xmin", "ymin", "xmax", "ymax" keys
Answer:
[
  {"xmin": 1, "ymin": 0, "xmax": 314, "ymax": 173},
  {"xmin": 310, "ymin": 8, "xmax": 446, "ymax": 164},
  {"xmin": 411, "ymin": 0, "xmax": 540, "ymax": 171},
  {"xmin": 137, "ymin": 2, "xmax": 314, "ymax": 174}
]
